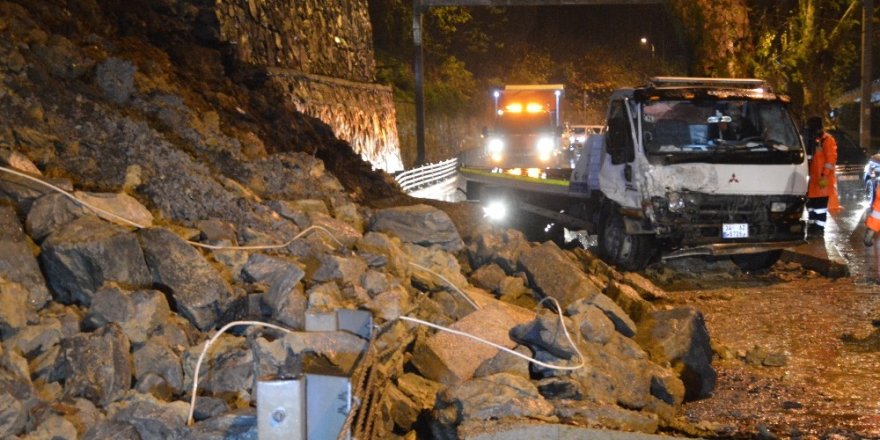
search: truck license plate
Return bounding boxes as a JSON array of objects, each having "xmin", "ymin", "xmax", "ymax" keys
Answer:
[{"xmin": 722, "ymin": 223, "xmax": 749, "ymax": 239}]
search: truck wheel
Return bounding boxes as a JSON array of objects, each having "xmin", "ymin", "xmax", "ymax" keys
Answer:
[
  {"xmin": 599, "ymin": 210, "xmax": 653, "ymax": 271},
  {"xmin": 730, "ymin": 250, "xmax": 782, "ymax": 272}
]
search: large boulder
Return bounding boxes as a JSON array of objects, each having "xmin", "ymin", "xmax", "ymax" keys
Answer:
[
  {"xmin": 468, "ymin": 229, "xmax": 532, "ymax": 274},
  {"xmin": 139, "ymin": 228, "xmax": 232, "ymax": 331},
  {"xmin": 355, "ymin": 232, "xmax": 410, "ymax": 279},
  {"xmin": 72, "ymin": 191, "xmax": 154, "ymax": 229},
  {"xmin": 0, "ymin": 281, "xmax": 29, "ymax": 338},
  {"xmin": 242, "ymin": 254, "xmax": 306, "ymax": 329},
  {"xmin": 105, "ymin": 393, "xmax": 190, "ymax": 439},
  {"xmin": 40, "ymin": 215, "xmax": 151, "ymax": 305},
  {"xmin": 85, "ymin": 287, "xmax": 170, "ymax": 345},
  {"xmin": 412, "ymin": 302, "xmax": 534, "ymax": 385},
  {"xmin": 60, "ymin": 324, "xmax": 132, "ymax": 407},
  {"xmin": 518, "ymin": 241, "xmax": 602, "ymax": 308},
  {"xmin": 0, "ymin": 205, "xmax": 50, "ymax": 309},
  {"xmin": 433, "ymin": 373, "xmax": 554, "ymax": 437},
  {"xmin": 25, "ymin": 192, "xmax": 87, "ymax": 242},
  {"xmin": 369, "ymin": 204, "xmax": 463, "ymax": 252},
  {"xmin": 636, "ymin": 307, "xmax": 716, "ymax": 401}
]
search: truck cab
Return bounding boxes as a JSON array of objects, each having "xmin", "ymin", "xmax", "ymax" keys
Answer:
[
  {"xmin": 585, "ymin": 77, "xmax": 808, "ymax": 270},
  {"xmin": 484, "ymin": 84, "xmax": 565, "ymax": 168}
]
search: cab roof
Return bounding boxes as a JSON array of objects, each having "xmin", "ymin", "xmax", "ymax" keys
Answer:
[{"xmin": 612, "ymin": 77, "xmax": 788, "ymax": 103}]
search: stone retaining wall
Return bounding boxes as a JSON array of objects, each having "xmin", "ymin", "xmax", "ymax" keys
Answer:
[{"xmin": 213, "ymin": 0, "xmax": 402, "ymax": 171}]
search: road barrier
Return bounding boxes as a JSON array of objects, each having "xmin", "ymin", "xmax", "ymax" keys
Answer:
[{"xmin": 394, "ymin": 158, "xmax": 458, "ymax": 193}]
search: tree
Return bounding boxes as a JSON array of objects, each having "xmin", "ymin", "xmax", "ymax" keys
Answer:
[
  {"xmin": 665, "ymin": 0, "xmax": 753, "ymax": 77},
  {"xmin": 750, "ymin": 0, "xmax": 860, "ymax": 119}
]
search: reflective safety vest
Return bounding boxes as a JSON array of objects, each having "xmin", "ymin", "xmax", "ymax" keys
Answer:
[
  {"xmin": 807, "ymin": 133, "xmax": 838, "ymax": 198},
  {"xmin": 868, "ymin": 183, "xmax": 880, "ymax": 232}
]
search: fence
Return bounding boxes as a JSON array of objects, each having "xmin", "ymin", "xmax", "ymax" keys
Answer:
[{"xmin": 394, "ymin": 158, "xmax": 458, "ymax": 193}]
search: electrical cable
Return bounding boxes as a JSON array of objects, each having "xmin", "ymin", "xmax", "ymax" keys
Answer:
[
  {"xmin": 186, "ymin": 320, "xmax": 293, "ymax": 426},
  {"xmin": 408, "ymin": 261, "xmax": 480, "ymax": 310}
]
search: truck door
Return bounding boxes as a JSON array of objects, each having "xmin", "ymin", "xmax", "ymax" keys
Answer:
[{"xmin": 606, "ymin": 100, "xmax": 635, "ymax": 165}]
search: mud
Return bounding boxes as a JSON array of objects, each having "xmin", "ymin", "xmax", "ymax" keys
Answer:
[{"xmin": 645, "ymin": 181, "xmax": 880, "ymax": 438}]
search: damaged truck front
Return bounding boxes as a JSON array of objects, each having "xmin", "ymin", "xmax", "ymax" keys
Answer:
[{"xmin": 576, "ymin": 77, "xmax": 808, "ymax": 270}]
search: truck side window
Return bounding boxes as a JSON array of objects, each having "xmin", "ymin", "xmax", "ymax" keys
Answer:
[{"xmin": 607, "ymin": 100, "xmax": 635, "ymax": 164}]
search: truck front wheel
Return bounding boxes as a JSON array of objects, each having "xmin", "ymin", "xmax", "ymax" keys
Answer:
[
  {"xmin": 730, "ymin": 250, "xmax": 782, "ymax": 272},
  {"xmin": 599, "ymin": 209, "xmax": 653, "ymax": 271}
]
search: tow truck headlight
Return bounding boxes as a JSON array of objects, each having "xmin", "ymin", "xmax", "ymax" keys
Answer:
[
  {"xmin": 487, "ymin": 138, "xmax": 504, "ymax": 162},
  {"xmin": 537, "ymin": 137, "xmax": 554, "ymax": 161},
  {"xmin": 770, "ymin": 202, "xmax": 787, "ymax": 213}
]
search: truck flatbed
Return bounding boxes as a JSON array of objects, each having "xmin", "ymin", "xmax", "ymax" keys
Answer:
[{"xmin": 458, "ymin": 166, "xmax": 591, "ymax": 200}]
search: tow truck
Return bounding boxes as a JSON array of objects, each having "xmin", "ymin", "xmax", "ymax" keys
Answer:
[
  {"xmin": 462, "ymin": 77, "xmax": 808, "ymax": 271},
  {"xmin": 482, "ymin": 84, "xmax": 565, "ymax": 168}
]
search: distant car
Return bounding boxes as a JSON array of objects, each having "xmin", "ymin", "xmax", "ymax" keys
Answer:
[
  {"xmin": 863, "ymin": 152, "xmax": 880, "ymax": 201},
  {"xmin": 830, "ymin": 129, "xmax": 874, "ymax": 199},
  {"xmin": 566, "ymin": 125, "xmax": 603, "ymax": 146}
]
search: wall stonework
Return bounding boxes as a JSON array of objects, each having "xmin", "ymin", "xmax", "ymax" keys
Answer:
[{"xmin": 213, "ymin": 0, "xmax": 402, "ymax": 171}]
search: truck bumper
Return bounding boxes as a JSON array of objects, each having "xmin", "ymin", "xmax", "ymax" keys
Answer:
[{"xmin": 661, "ymin": 239, "xmax": 805, "ymax": 260}]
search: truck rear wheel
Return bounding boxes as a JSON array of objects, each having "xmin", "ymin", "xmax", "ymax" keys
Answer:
[
  {"xmin": 599, "ymin": 209, "xmax": 653, "ymax": 271},
  {"xmin": 730, "ymin": 250, "xmax": 782, "ymax": 272}
]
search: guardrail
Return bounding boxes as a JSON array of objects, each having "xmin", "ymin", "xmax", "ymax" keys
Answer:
[{"xmin": 394, "ymin": 158, "xmax": 458, "ymax": 193}]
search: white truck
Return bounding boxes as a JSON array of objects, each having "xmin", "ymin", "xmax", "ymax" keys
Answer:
[{"xmin": 463, "ymin": 77, "xmax": 808, "ymax": 270}]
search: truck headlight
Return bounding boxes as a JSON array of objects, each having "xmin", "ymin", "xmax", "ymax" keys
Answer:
[
  {"xmin": 488, "ymin": 138, "xmax": 504, "ymax": 154},
  {"xmin": 770, "ymin": 202, "xmax": 787, "ymax": 213},
  {"xmin": 488, "ymin": 138, "xmax": 504, "ymax": 162},
  {"xmin": 667, "ymin": 192, "xmax": 686, "ymax": 213},
  {"xmin": 537, "ymin": 137, "xmax": 554, "ymax": 161}
]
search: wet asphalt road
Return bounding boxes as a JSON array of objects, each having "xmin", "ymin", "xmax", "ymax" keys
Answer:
[{"xmin": 662, "ymin": 178, "xmax": 880, "ymax": 438}]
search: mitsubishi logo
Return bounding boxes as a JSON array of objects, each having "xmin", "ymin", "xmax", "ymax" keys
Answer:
[{"xmin": 729, "ymin": 173, "xmax": 739, "ymax": 183}]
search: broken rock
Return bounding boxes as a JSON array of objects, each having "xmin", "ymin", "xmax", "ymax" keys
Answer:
[
  {"xmin": 60, "ymin": 324, "xmax": 132, "ymax": 407},
  {"xmin": 41, "ymin": 215, "xmax": 151, "ymax": 306},
  {"xmin": 412, "ymin": 302, "xmax": 534, "ymax": 385},
  {"xmin": 25, "ymin": 192, "xmax": 87, "ymax": 242},
  {"xmin": 636, "ymin": 307, "xmax": 716, "ymax": 401},
  {"xmin": 139, "ymin": 227, "xmax": 231, "ymax": 331},
  {"xmin": 370, "ymin": 204, "xmax": 464, "ymax": 252},
  {"xmin": 519, "ymin": 241, "xmax": 602, "ymax": 308},
  {"xmin": 0, "ymin": 205, "xmax": 51, "ymax": 309}
]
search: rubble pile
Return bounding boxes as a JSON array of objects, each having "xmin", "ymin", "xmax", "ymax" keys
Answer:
[{"xmin": 0, "ymin": 1, "xmax": 717, "ymax": 439}]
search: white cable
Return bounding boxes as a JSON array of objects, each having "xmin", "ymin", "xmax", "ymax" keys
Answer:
[
  {"xmin": 0, "ymin": 166, "xmax": 345, "ymax": 250},
  {"xmin": 186, "ymin": 320, "xmax": 293, "ymax": 426},
  {"xmin": 0, "ymin": 165, "xmax": 148, "ymax": 229},
  {"xmin": 187, "ymin": 224, "xmax": 345, "ymax": 250},
  {"xmin": 408, "ymin": 262, "xmax": 480, "ymax": 310}
]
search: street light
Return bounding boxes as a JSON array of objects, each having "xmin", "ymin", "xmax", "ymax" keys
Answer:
[{"xmin": 640, "ymin": 37, "xmax": 655, "ymax": 59}]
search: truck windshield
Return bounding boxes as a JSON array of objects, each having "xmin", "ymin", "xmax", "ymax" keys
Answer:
[
  {"xmin": 641, "ymin": 99, "xmax": 801, "ymax": 158},
  {"xmin": 496, "ymin": 112, "xmax": 554, "ymax": 134}
]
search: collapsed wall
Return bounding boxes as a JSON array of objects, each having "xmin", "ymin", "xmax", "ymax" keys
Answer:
[{"xmin": 212, "ymin": 0, "xmax": 403, "ymax": 172}]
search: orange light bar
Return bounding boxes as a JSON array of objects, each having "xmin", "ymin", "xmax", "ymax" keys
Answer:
[
  {"xmin": 505, "ymin": 103, "xmax": 523, "ymax": 113},
  {"xmin": 526, "ymin": 103, "xmax": 544, "ymax": 113}
]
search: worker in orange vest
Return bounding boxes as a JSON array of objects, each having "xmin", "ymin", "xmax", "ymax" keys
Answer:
[
  {"xmin": 866, "ymin": 179, "xmax": 880, "ymax": 246},
  {"xmin": 805, "ymin": 117, "xmax": 837, "ymax": 235}
]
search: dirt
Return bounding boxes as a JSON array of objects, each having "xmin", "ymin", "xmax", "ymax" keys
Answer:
[{"xmin": 647, "ymin": 258, "xmax": 880, "ymax": 438}]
